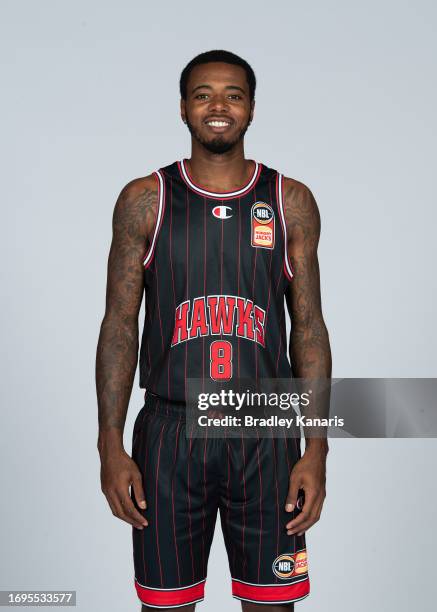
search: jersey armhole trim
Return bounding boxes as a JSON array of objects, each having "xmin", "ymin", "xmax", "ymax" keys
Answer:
[
  {"xmin": 276, "ymin": 172, "xmax": 294, "ymax": 281},
  {"xmin": 143, "ymin": 170, "xmax": 165, "ymax": 269}
]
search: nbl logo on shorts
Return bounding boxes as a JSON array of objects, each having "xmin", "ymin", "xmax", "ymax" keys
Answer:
[
  {"xmin": 272, "ymin": 554, "xmax": 295, "ymax": 579},
  {"xmin": 272, "ymin": 550, "xmax": 308, "ymax": 579}
]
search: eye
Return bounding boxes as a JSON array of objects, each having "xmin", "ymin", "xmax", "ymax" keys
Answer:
[
  {"xmin": 195, "ymin": 94, "xmax": 209, "ymax": 100},
  {"xmin": 228, "ymin": 94, "xmax": 242, "ymax": 100}
]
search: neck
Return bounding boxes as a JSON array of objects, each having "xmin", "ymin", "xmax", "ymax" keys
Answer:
[{"xmin": 185, "ymin": 140, "xmax": 253, "ymax": 192}]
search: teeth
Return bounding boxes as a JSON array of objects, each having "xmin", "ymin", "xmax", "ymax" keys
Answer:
[{"xmin": 207, "ymin": 121, "xmax": 230, "ymax": 127}]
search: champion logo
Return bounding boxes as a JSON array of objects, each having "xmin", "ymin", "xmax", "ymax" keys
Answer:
[{"xmin": 212, "ymin": 205, "xmax": 232, "ymax": 219}]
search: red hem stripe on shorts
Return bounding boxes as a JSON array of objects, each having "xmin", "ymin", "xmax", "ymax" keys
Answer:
[
  {"xmin": 135, "ymin": 578, "xmax": 205, "ymax": 607},
  {"xmin": 231, "ymin": 576, "xmax": 310, "ymax": 604}
]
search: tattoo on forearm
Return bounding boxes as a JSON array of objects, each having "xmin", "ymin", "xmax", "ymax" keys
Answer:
[{"xmin": 96, "ymin": 181, "xmax": 158, "ymax": 432}]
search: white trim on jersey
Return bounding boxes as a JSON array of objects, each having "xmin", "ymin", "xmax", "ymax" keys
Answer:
[
  {"xmin": 143, "ymin": 170, "xmax": 165, "ymax": 268},
  {"xmin": 180, "ymin": 158, "xmax": 260, "ymax": 198},
  {"xmin": 277, "ymin": 173, "xmax": 294, "ymax": 280}
]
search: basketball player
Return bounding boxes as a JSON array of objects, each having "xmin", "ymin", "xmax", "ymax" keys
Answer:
[{"xmin": 96, "ymin": 50, "xmax": 331, "ymax": 611}]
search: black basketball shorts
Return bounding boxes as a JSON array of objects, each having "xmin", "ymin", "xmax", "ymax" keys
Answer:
[{"xmin": 131, "ymin": 394, "xmax": 310, "ymax": 608}]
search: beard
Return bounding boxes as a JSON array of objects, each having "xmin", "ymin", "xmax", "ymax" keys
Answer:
[{"xmin": 185, "ymin": 117, "xmax": 250, "ymax": 154}]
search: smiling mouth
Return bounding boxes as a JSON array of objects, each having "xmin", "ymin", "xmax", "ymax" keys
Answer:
[
  {"xmin": 205, "ymin": 120, "xmax": 231, "ymax": 127},
  {"xmin": 204, "ymin": 119, "xmax": 233, "ymax": 134}
]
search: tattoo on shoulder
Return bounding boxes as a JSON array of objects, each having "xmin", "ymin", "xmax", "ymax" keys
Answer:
[
  {"xmin": 283, "ymin": 178, "xmax": 320, "ymax": 234},
  {"xmin": 114, "ymin": 178, "xmax": 159, "ymax": 245}
]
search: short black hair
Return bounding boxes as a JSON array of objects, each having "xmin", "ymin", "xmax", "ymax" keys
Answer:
[{"xmin": 180, "ymin": 50, "xmax": 256, "ymax": 101}]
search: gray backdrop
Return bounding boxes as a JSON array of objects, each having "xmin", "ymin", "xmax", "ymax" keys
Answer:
[{"xmin": 1, "ymin": 0, "xmax": 436, "ymax": 610}]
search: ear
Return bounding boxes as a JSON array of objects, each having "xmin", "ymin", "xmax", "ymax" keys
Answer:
[
  {"xmin": 180, "ymin": 98, "xmax": 187, "ymax": 124},
  {"xmin": 249, "ymin": 99, "xmax": 255, "ymax": 124}
]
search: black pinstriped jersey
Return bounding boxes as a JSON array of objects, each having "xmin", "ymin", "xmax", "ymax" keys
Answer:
[{"xmin": 138, "ymin": 159, "xmax": 294, "ymax": 403}]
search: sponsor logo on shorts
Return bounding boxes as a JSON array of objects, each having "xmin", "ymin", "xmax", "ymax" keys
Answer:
[
  {"xmin": 272, "ymin": 550, "xmax": 308, "ymax": 579},
  {"xmin": 294, "ymin": 550, "xmax": 308, "ymax": 574},
  {"xmin": 251, "ymin": 202, "xmax": 275, "ymax": 249}
]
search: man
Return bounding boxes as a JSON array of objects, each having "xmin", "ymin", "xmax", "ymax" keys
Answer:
[{"xmin": 96, "ymin": 50, "xmax": 331, "ymax": 611}]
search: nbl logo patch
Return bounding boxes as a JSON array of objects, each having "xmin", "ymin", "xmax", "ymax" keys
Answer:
[
  {"xmin": 272, "ymin": 550, "xmax": 308, "ymax": 579},
  {"xmin": 272, "ymin": 554, "xmax": 295, "ymax": 579},
  {"xmin": 251, "ymin": 201, "xmax": 275, "ymax": 249}
]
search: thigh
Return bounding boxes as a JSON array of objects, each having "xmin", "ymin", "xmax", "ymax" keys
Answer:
[
  {"xmin": 219, "ymin": 433, "xmax": 310, "ymax": 606},
  {"xmin": 132, "ymin": 401, "xmax": 220, "ymax": 608}
]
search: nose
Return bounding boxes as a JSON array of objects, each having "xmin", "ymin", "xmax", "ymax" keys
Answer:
[{"xmin": 207, "ymin": 93, "xmax": 230, "ymax": 113}]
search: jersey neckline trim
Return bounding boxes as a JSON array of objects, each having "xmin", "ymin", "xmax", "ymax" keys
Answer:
[{"xmin": 178, "ymin": 159, "xmax": 262, "ymax": 199}]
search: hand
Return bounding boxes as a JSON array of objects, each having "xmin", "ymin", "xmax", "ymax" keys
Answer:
[
  {"xmin": 100, "ymin": 447, "xmax": 148, "ymax": 530},
  {"xmin": 284, "ymin": 446, "xmax": 327, "ymax": 536}
]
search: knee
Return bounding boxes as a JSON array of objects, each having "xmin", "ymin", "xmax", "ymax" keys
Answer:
[{"xmin": 241, "ymin": 602, "xmax": 294, "ymax": 612}]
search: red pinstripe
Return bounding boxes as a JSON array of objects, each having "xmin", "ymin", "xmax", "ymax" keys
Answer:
[
  {"xmin": 184, "ymin": 186, "xmax": 189, "ymax": 401},
  {"xmin": 220, "ymin": 207, "xmax": 224, "ymax": 297},
  {"xmin": 171, "ymin": 417, "xmax": 182, "ymax": 586},
  {"xmin": 240, "ymin": 433, "xmax": 247, "ymax": 578},
  {"xmin": 202, "ymin": 432, "xmax": 207, "ymax": 576},
  {"xmin": 155, "ymin": 261, "xmax": 164, "ymax": 352},
  {"xmin": 275, "ymin": 308, "xmax": 284, "ymax": 375},
  {"xmin": 202, "ymin": 197, "xmax": 207, "ymax": 391},
  {"xmin": 251, "ymin": 222, "xmax": 258, "ymax": 383},
  {"xmin": 271, "ymin": 436, "xmax": 280, "ymax": 581},
  {"xmin": 168, "ymin": 176, "xmax": 175, "ymax": 400},
  {"xmin": 237, "ymin": 197, "xmax": 241, "ymax": 379},
  {"xmin": 264, "ymin": 179, "xmax": 274, "ymax": 322},
  {"xmin": 155, "ymin": 422, "xmax": 166, "ymax": 586},
  {"xmin": 187, "ymin": 421, "xmax": 195, "ymax": 583},
  {"xmin": 223, "ymin": 427, "xmax": 232, "ymax": 571},
  {"xmin": 141, "ymin": 409, "xmax": 150, "ymax": 583},
  {"xmin": 255, "ymin": 429, "xmax": 263, "ymax": 583}
]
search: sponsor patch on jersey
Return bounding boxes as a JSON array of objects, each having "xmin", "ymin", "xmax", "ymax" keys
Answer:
[
  {"xmin": 212, "ymin": 205, "xmax": 233, "ymax": 219},
  {"xmin": 251, "ymin": 201, "xmax": 275, "ymax": 249},
  {"xmin": 272, "ymin": 550, "xmax": 308, "ymax": 579}
]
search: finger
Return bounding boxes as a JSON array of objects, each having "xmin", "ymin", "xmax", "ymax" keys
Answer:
[
  {"xmin": 107, "ymin": 490, "xmax": 146, "ymax": 529},
  {"xmin": 286, "ymin": 493, "xmax": 324, "ymax": 532},
  {"xmin": 118, "ymin": 492, "xmax": 148, "ymax": 528},
  {"xmin": 285, "ymin": 488, "xmax": 318, "ymax": 529},
  {"xmin": 131, "ymin": 473, "xmax": 147, "ymax": 510},
  {"xmin": 293, "ymin": 502, "xmax": 324, "ymax": 535},
  {"xmin": 285, "ymin": 475, "xmax": 301, "ymax": 512},
  {"xmin": 106, "ymin": 491, "xmax": 139, "ymax": 526},
  {"xmin": 289, "ymin": 514, "xmax": 317, "ymax": 536}
]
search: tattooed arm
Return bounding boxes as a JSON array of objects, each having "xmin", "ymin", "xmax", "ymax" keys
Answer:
[
  {"xmin": 95, "ymin": 175, "xmax": 157, "ymax": 529},
  {"xmin": 283, "ymin": 177, "xmax": 331, "ymax": 388},
  {"xmin": 282, "ymin": 177, "xmax": 331, "ymax": 536}
]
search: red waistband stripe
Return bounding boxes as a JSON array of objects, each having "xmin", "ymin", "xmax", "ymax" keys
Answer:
[
  {"xmin": 231, "ymin": 576, "xmax": 310, "ymax": 604},
  {"xmin": 134, "ymin": 578, "xmax": 205, "ymax": 608}
]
